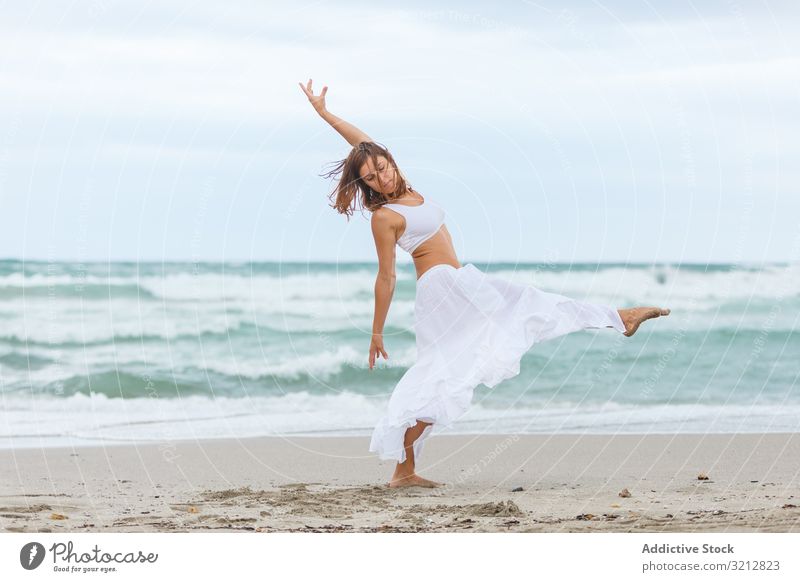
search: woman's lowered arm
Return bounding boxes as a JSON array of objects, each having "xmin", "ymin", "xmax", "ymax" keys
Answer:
[
  {"xmin": 367, "ymin": 210, "xmax": 396, "ymax": 370},
  {"xmin": 298, "ymin": 78, "xmax": 374, "ymax": 147}
]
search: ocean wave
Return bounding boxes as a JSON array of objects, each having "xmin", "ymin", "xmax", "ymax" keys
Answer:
[
  {"xmin": 0, "ymin": 282, "xmax": 157, "ymax": 300},
  {"xmin": 0, "ymin": 321, "xmax": 415, "ymax": 348},
  {"xmin": 1, "ymin": 262, "xmax": 797, "ymax": 308},
  {"xmin": 0, "ymin": 343, "xmax": 420, "ymax": 397},
  {"xmin": 1, "ymin": 391, "xmax": 798, "ymax": 450}
]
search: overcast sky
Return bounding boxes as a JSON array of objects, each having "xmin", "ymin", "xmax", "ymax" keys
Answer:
[{"xmin": 0, "ymin": 0, "xmax": 798, "ymax": 264}]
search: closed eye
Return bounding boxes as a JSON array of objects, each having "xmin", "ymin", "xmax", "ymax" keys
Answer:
[{"xmin": 365, "ymin": 165, "xmax": 386, "ymax": 180}]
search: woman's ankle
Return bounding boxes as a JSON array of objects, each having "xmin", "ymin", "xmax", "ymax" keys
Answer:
[{"xmin": 392, "ymin": 466, "xmax": 415, "ymax": 477}]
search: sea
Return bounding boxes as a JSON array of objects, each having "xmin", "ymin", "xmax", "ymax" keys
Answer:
[{"xmin": 0, "ymin": 260, "xmax": 797, "ymax": 450}]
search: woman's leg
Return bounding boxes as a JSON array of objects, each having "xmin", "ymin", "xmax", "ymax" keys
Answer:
[{"xmin": 388, "ymin": 420, "xmax": 442, "ymax": 488}]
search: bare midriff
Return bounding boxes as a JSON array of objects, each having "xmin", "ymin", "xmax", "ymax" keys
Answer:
[
  {"xmin": 382, "ymin": 190, "xmax": 462, "ymax": 280},
  {"xmin": 407, "ymin": 225, "xmax": 461, "ymax": 280}
]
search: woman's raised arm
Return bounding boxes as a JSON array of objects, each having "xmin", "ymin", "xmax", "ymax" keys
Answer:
[{"xmin": 298, "ymin": 79, "xmax": 374, "ymax": 147}]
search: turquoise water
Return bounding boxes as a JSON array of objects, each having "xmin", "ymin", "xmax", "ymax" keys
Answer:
[{"xmin": 0, "ymin": 260, "xmax": 798, "ymax": 448}]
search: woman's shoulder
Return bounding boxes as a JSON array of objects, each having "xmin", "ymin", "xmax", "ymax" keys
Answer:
[{"xmin": 371, "ymin": 205, "xmax": 402, "ymax": 223}]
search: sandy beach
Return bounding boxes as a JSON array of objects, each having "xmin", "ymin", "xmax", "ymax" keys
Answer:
[{"xmin": 1, "ymin": 433, "xmax": 798, "ymax": 533}]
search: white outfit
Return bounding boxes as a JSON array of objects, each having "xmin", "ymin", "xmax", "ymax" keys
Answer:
[
  {"xmin": 368, "ymin": 195, "xmax": 626, "ymax": 463},
  {"xmin": 380, "ymin": 196, "xmax": 446, "ymax": 253}
]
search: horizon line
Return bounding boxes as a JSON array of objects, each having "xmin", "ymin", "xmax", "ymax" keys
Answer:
[{"xmin": 0, "ymin": 257, "xmax": 795, "ymax": 266}]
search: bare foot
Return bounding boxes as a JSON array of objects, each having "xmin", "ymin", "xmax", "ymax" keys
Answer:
[
  {"xmin": 618, "ymin": 306, "xmax": 671, "ymax": 337},
  {"xmin": 387, "ymin": 473, "xmax": 443, "ymax": 488}
]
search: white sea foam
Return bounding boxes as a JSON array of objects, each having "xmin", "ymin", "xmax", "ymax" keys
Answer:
[
  {"xmin": 1, "ymin": 262, "xmax": 797, "ymax": 446},
  {"xmin": 1, "ymin": 391, "xmax": 797, "ymax": 450}
]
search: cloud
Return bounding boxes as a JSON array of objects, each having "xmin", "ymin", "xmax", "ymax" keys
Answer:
[
  {"xmin": 1, "ymin": 1, "xmax": 797, "ymax": 261},
  {"xmin": 1, "ymin": 2, "xmax": 795, "ymax": 128}
]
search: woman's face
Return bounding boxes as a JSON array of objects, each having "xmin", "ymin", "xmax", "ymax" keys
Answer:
[{"xmin": 359, "ymin": 155, "xmax": 396, "ymax": 194}]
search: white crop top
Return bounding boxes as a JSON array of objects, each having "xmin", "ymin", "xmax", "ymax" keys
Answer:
[{"xmin": 382, "ymin": 194, "xmax": 446, "ymax": 254}]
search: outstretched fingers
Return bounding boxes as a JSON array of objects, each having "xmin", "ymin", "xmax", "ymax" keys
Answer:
[
  {"xmin": 298, "ymin": 79, "xmax": 327, "ymax": 100},
  {"xmin": 298, "ymin": 78, "xmax": 313, "ymax": 96}
]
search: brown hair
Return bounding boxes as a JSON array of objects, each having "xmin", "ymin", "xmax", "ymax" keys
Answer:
[{"xmin": 320, "ymin": 141, "xmax": 413, "ymax": 220}]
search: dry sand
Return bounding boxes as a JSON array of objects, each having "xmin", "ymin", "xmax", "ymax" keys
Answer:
[{"xmin": 1, "ymin": 433, "xmax": 798, "ymax": 532}]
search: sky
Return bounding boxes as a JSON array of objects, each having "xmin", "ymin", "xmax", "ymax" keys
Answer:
[{"xmin": 0, "ymin": 0, "xmax": 798, "ymax": 264}]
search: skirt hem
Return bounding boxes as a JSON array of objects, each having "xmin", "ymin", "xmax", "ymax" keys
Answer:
[{"xmin": 368, "ymin": 265, "xmax": 626, "ymax": 464}]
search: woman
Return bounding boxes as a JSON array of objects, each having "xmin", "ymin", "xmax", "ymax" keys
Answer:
[{"xmin": 299, "ymin": 79, "xmax": 670, "ymax": 489}]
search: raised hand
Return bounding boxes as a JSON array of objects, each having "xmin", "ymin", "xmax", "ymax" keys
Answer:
[
  {"xmin": 299, "ymin": 80, "xmax": 373, "ymax": 146},
  {"xmin": 298, "ymin": 78, "xmax": 328, "ymax": 113}
]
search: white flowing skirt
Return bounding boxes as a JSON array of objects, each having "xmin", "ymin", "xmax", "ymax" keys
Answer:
[{"xmin": 368, "ymin": 263, "xmax": 626, "ymax": 463}]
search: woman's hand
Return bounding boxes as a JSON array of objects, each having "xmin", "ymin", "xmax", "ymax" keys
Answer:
[
  {"xmin": 368, "ymin": 333, "xmax": 388, "ymax": 371},
  {"xmin": 298, "ymin": 78, "xmax": 327, "ymax": 114}
]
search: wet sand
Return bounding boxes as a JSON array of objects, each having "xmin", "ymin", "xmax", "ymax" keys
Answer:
[{"xmin": 1, "ymin": 433, "xmax": 798, "ymax": 532}]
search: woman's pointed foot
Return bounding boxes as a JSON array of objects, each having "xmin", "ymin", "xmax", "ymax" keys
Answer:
[
  {"xmin": 618, "ymin": 307, "xmax": 670, "ymax": 337},
  {"xmin": 387, "ymin": 473, "xmax": 443, "ymax": 488}
]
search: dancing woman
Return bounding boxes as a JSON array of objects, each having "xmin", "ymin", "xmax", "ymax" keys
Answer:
[{"xmin": 299, "ymin": 79, "xmax": 670, "ymax": 489}]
